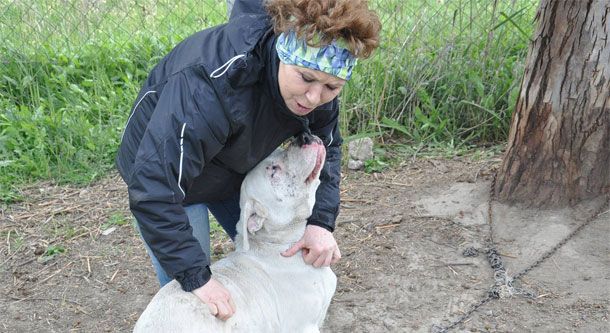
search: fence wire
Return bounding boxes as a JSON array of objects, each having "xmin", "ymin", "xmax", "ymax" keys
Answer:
[
  {"xmin": 1, "ymin": 0, "xmax": 536, "ymax": 63},
  {"xmin": 0, "ymin": 0, "xmax": 539, "ymax": 200},
  {"xmin": 1, "ymin": 0, "xmax": 229, "ymax": 57}
]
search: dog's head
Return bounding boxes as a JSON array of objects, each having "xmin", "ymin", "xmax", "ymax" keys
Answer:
[{"xmin": 236, "ymin": 133, "xmax": 326, "ymax": 250}]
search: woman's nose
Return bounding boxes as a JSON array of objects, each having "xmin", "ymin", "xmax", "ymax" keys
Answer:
[{"xmin": 305, "ymin": 85, "xmax": 322, "ymax": 107}]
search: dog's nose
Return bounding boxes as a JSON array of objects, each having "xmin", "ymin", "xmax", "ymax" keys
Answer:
[
  {"xmin": 294, "ymin": 131, "xmax": 324, "ymax": 147},
  {"xmin": 295, "ymin": 131, "xmax": 313, "ymax": 147}
]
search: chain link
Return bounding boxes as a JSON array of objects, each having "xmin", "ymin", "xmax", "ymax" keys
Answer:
[
  {"xmin": 432, "ymin": 170, "xmax": 609, "ymax": 332},
  {"xmin": 431, "ymin": 295, "xmax": 492, "ymax": 333},
  {"xmin": 512, "ymin": 198, "xmax": 608, "ymax": 280}
]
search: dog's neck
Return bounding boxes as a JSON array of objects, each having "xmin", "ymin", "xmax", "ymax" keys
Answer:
[{"xmin": 237, "ymin": 218, "xmax": 307, "ymax": 252}]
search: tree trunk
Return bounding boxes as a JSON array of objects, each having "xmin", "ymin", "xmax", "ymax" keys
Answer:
[{"xmin": 496, "ymin": 0, "xmax": 610, "ymax": 207}]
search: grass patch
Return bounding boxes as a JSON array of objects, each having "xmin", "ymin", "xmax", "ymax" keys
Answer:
[
  {"xmin": 37, "ymin": 243, "xmax": 67, "ymax": 263},
  {"xmin": 1, "ymin": 0, "xmax": 537, "ymax": 201},
  {"xmin": 2, "ymin": 230, "xmax": 25, "ymax": 255},
  {"xmin": 342, "ymin": 0, "xmax": 536, "ymax": 143},
  {"xmin": 43, "ymin": 244, "xmax": 66, "ymax": 257},
  {"xmin": 103, "ymin": 212, "xmax": 132, "ymax": 230}
]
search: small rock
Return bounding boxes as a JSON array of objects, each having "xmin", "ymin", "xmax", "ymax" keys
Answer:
[
  {"xmin": 390, "ymin": 215, "xmax": 403, "ymax": 223},
  {"xmin": 347, "ymin": 159, "xmax": 364, "ymax": 170},
  {"xmin": 348, "ymin": 137, "xmax": 374, "ymax": 161},
  {"xmin": 102, "ymin": 227, "xmax": 116, "ymax": 236},
  {"xmin": 34, "ymin": 246, "xmax": 45, "ymax": 256}
]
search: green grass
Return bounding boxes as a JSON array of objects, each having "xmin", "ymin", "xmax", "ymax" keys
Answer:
[
  {"xmin": 342, "ymin": 0, "xmax": 536, "ymax": 144},
  {"xmin": 103, "ymin": 212, "xmax": 132, "ymax": 230},
  {"xmin": 37, "ymin": 243, "xmax": 67, "ymax": 263},
  {"xmin": 2, "ymin": 230, "xmax": 25, "ymax": 255},
  {"xmin": 0, "ymin": 0, "xmax": 537, "ymax": 202},
  {"xmin": 0, "ymin": 0, "xmax": 227, "ymax": 201}
]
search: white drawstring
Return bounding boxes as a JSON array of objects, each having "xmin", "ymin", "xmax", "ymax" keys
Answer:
[
  {"xmin": 177, "ymin": 123, "xmax": 187, "ymax": 198},
  {"xmin": 209, "ymin": 54, "xmax": 246, "ymax": 78}
]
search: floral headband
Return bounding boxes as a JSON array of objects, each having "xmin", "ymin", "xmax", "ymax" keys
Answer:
[{"xmin": 275, "ymin": 30, "xmax": 358, "ymax": 80}]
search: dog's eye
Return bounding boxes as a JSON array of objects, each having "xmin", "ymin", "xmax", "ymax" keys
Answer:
[{"xmin": 267, "ymin": 164, "xmax": 281, "ymax": 177}]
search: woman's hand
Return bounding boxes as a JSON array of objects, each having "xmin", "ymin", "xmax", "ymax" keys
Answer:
[
  {"xmin": 192, "ymin": 278, "xmax": 236, "ymax": 320},
  {"xmin": 281, "ymin": 225, "xmax": 341, "ymax": 267}
]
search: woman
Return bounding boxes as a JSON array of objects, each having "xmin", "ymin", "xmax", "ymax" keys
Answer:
[{"xmin": 117, "ymin": 0, "xmax": 380, "ymax": 320}]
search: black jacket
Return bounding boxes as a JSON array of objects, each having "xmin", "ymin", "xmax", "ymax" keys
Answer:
[{"xmin": 116, "ymin": 1, "xmax": 342, "ymax": 291}]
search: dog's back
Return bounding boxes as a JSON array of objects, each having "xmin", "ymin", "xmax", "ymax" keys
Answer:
[{"xmin": 134, "ymin": 250, "xmax": 336, "ymax": 333}]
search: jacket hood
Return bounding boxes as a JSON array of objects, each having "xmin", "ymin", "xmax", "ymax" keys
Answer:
[
  {"xmin": 220, "ymin": 21, "xmax": 310, "ymax": 134},
  {"xmin": 263, "ymin": 35, "xmax": 311, "ymax": 133}
]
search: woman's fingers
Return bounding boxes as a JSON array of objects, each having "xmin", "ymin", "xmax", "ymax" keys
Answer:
[
  {"xmin": 331, "ymin": 247, "xmax": 341, "ymax": 264},
  {"xmin": 207, "ymin": 302, "xmax": 218, "ymax": 316},
  {"xmin": 214, "ymin": 300, "xmax": 234, "ymax": 320},
  {"xmin": 192, "ymin": 278, "xmax": 236, "ymax": 321}
]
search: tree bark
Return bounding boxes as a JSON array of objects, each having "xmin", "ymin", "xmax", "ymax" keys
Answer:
[{"xmin": 496, "ymin": 0, "xmax": 610, "ymax": 207}]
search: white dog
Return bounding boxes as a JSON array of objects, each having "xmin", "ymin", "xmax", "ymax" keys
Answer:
[{"xmin": 133, "ymin": 135, "xmax": 336, "ymax": 333}]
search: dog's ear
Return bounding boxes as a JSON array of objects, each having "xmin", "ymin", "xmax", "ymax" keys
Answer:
[
  {"xmin": 238, "ymin": 199, "xmax": 268, "ymax": 251},
  {"xmin": 247, "ymin": 200, "xmax": 267, "ymax": 233}
]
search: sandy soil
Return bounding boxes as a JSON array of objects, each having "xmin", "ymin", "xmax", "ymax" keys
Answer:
[{"xmin": 1, "ymin": 154, "xmax": 608, "ymax": 332}]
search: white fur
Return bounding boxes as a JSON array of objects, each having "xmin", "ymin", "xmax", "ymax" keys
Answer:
[{"xmin": 133, "ymin": 140, "xmax": 336, "ymax": 333}]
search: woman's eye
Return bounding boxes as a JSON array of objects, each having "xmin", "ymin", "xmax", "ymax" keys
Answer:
[{"xmin": 301, "ymin": 74, "xmax": 314, "ymax": 83}]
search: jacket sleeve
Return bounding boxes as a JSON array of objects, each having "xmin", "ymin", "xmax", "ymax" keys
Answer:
[
  {"xmin": 307, "ymin": 99, "xmax": 343, "ymax": 232},
  {"xmin": 127, "ymin": 72, "xmax": 230, "ymax": 291}
]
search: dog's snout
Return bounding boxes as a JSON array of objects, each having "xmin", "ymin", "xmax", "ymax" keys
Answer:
[
  {"xmin": 294, "ymin": 132, "xmax": 324, "ymax": 147},
  {"xmin": 295, "ymin": 132, "xmax": 313, "ymax": 147}
]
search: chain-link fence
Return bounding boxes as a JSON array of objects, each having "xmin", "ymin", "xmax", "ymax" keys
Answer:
[
  {"xmin": 1, "ymin": 0, "xmax": 535, "ymax": 62},
  {"xmin": 1, "ymin": 0, "xmax": 538, "ymax": 131},
  {"xmin": 0, "ymin": 0, "xmax": 538, "ymax": 199},
  {"xmin": 1, "ymin": 0, "xmax": 229, "ymax": 55}
]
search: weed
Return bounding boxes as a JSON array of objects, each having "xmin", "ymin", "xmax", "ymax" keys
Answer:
[
  {"xmin": 364, "ymin": 157, "xmax": 389, "ymax": 174},
  {"xmin": 103, "ymin": 213, "xmax": 131, "ymax": 230},
  {"xmin": 2, "ymin": 230, "xmax": 25, "ymax": 254},
  {"xmin": 36, "ymin": 244, "xmax": 66, "ymax": 263},
  {"xmin": 208, "ymin": 216, "xmax": 224, "ymax": 234},
  {"xmin": 43, "ymin": 244, "xmax": 65, "ymax": 257}
]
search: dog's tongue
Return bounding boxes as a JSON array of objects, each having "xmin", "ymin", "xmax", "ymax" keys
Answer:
[{"xmin": 306, "ymin": 145, "xmax": 326, "ymax": 183}]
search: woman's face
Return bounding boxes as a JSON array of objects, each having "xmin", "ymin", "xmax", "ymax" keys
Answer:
[{"xmin": 278, "ymin": 62, "xmax": 346, "ymax": 116}]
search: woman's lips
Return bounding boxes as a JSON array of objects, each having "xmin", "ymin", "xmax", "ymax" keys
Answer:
[{"xmin": 296, "ymin": 102, "xmax": 312, "ymax": 113}]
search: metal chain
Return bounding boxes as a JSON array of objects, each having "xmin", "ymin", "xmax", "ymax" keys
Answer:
[
  {"xmin": 432, "ymin": 170, "xmax": 609, "ymax": 332},
  {"xmin": 485, "ymin": 173, "xmax": 537, "ymax": 300},
  {"xmin": 431, "ymin": 296, "xmax": 493, "ymax": 333},
  {"xmin": 512, "ymin": 198, "xmax": 608, "ymax": 281}
]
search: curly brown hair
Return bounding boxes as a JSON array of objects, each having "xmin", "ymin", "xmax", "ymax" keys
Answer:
[{"xmin": 265, "ymin": 0, "xmax": 381, "ymax": 59}]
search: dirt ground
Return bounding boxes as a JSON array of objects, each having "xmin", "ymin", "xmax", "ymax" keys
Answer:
[{"xmin": 1, "ymin": 152, "xmax": 608, "ymax": 332}]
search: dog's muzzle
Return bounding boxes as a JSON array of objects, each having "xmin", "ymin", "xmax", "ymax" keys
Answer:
[{"xmin": 295, "ymin": 131, "xmax": 323, "ymax": 147}]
